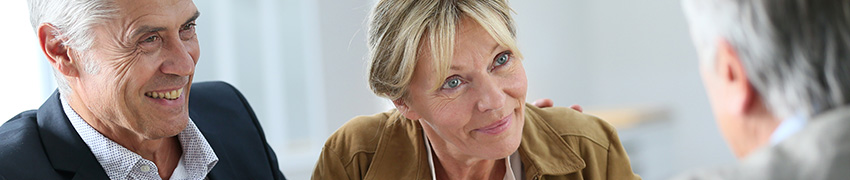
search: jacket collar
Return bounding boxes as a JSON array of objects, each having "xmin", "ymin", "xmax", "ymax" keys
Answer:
[
  {"xmin": 36, "ymin": 90, "xmax": 230, "ymax": 179},
  {"xmin": 363, "ymin": 111, "xmax": 432, "ymax": 179},
  {"xmin": 365, "ymin": 104, "xmax": 586, "ymax": 179},
  {"xmin": 37, "ymin": 91, "xmax": 109, "ymax": 180},
  {"xmin": 519, "ymin": 104, "xmax": 586, "ymax": 179}
]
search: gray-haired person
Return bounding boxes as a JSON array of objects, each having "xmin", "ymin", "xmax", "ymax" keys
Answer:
[
  {"xmin": 0, "ymin": 0, "xmax": 284, "ymax": 179},
  {"xmin": 676, "ymin": 0, "xmax": 850, "ymax": 179}
]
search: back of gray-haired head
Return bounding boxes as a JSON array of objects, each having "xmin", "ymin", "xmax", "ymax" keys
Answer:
[
  {"xmin": 27, "ymin": 0, "xmax": 116, "ymax": 98},
  {"xmin": 682, "ymin": 0, "xmax": 850, "ymax": 119}
]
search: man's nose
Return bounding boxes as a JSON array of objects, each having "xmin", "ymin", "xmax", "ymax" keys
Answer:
[{"xmin": 159, "ymin": 39, "xmax": 195, "ymax": 76}]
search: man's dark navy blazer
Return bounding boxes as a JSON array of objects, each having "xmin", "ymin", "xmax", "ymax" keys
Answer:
[{"xmin": 0, "ymin": 81, "xmax": 286, "ymax": 180}]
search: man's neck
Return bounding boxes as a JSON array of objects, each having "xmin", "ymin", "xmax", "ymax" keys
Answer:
[
  {"xmin": 152, "ymin": 136, "xmax": 182, "ymax": 179},
  {"xmin": 68, "ymin": 94, "xmax": 184, "ymax": 179},
  {"xmin": 737, "ymin": 104, "xmax": 781, "ymax": 158}
]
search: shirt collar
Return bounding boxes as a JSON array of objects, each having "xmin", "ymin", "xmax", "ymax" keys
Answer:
[
  {"xmin": 61, "ymin": 96, "xmax": 218, "ymax": 179},
  {"xmin": 769, "ymin": 112, "xmax": 808, "ymax": 145}
]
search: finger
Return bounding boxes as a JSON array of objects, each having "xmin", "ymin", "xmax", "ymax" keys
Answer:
[
  {"xmin": 569, "ymin": 104, "xmax": 583, "ymax": 112},
  {"xmin": 532, "ymin": 98, "xmax": 554, "ymax": 108}
]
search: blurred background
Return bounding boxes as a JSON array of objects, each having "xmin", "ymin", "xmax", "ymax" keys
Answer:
[{"xmin": 0, "ymin": 0, "xmax": 735, "ymax": 179}]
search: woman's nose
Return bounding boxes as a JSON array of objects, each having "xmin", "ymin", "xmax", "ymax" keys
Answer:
[{"xmin": 476, "ymin": 77, "xmax": 506, "ymax": 113}]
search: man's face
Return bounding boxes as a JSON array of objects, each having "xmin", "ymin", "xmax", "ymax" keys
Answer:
[
  {"xmin": 697, "ymin": 43, "xmax": 778, "ymax": 158},
  {"xmin": 73, "ymin": 0, "xmax": 200, "ymax": 140}
]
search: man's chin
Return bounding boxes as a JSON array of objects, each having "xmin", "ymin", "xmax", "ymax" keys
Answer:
[{"xmin": 142, "ymin": 116, "xmax": 190, "ymax": 139}]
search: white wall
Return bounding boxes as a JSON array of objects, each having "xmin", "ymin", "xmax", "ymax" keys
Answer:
[
  {"xmin": 0, "ymin": 0, "xmax": 53, "ymax": 124},
  {"xmin": 315, "ymin": 0, "xmax": 385, "ymax": 140}
]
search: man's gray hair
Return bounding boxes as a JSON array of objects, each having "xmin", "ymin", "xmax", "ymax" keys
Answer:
[
  {"xmin": 682, "ymin": 0, "xmax": 850, "ymax": 119},
  {"xmin": 27, "ymin": 0, "xmax": 116, "ymax": 98}
]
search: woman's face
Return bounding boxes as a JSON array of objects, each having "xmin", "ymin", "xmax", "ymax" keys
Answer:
[{"xmin": 400, "ymin": 17, "xmax": 528, "ymax": 161}]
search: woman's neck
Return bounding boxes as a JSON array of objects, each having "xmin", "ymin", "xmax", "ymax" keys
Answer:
[
  {"xmin": 422, "ymin": 127, "xmax": 507, "ymax": 180},
  {"xmin": 431, "ymin": 149, "xmax": 506, "ymax": 180}
]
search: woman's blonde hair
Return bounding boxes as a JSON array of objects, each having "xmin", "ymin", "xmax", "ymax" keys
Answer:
[{"xmin": 367, "ymin": 0, "xmax": 522, "ymax": 100}]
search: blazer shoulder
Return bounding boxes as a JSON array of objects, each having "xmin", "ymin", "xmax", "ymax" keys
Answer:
[
  {"xmin": 0, "ymin": 110, "xmax": 39, "ymax": 150},
  {"xmin": 190, "ymin": 81, "xmax": 242, "ymax": 100},
  {"xmin": 187, "ymin": 81, "xmax": 285, "ymax": 179},
  {"xmin": 0, "ymin": 110, "xmax": 51, "ymax": 175},
  {"xmin": 323, "ymin": 110, "xmax": 398, "ymax": 158},
  {"xmin": 525, "ymin": 104, "xmax": 617, "ymax": 149},
  {"xmin": 188, "ymin": 81, "xmax": 253, "ymax": 116}
]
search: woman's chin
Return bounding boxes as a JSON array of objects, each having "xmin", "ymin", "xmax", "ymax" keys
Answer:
[
  {"xmin": 476, "ymin": 134, "xmax": 523, "ymax": 160},
  {"xmin": 481, "ymin": 144, "xmax": 521, "ymax": 160}
]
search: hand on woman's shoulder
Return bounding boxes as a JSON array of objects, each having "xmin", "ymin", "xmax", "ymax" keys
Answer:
[{"xmin": 525, "ymin": 103, "xmax": 618, "ymax": 147}]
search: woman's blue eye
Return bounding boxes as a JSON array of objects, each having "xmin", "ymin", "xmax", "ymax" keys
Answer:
[
  {"xmin": 442, "ymin": 78, "xmax": 462, "ymax": 89},
  {"xmin": 494, "ymin": 51, "xmax": 511, "ymax": 66}
]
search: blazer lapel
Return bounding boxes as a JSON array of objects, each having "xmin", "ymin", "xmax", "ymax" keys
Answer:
[
  {"xmin": 36, "ymin": 91, "xmax": 109, "ymax": 179},
  {"xmin": 190, "ymin": 108, "xmax": 235, "ymax": 180}
]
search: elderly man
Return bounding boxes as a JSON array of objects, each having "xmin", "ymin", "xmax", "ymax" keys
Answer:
[
  {"xmin": 677, "ymin": 0, "xmax": 850, "ymax": 179},
  {"xmin": 0, "ymin": 0, "xmax": 284, "ymax": 179}
]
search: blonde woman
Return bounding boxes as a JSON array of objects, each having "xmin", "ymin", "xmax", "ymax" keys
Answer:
[{"xmin": 313, "ymin": 0, "xmax": 640, "ymax": 179}]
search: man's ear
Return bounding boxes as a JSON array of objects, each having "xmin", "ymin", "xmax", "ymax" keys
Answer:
[
  {"xmin": 716, "ymin": 39, "xmax": 758, "ymax": 115},
  {"xmin": 38, "ymin": 23, "xmax": 79, "ymax": 77},
  {"xmin": 393, "ymin": 98, "xmax": 422, "ymax": 120}
]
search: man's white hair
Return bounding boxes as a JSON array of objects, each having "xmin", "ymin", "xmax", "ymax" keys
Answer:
[
  {"xmin": 682, "ymin": 0, "xmax": 850, "ymax": 119},
  {"xmin": 27, "ymin": 0, "xmax": 115, "ymax": 98}
]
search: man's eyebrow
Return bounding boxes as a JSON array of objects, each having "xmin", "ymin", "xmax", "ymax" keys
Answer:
[
  {"xmin": 129, "ymin": 11, "xmax": 200, "ymax": 40},
  {"xmin": 131, "ymin": 26, "xmax": 167, "ymax": 40},
  {"xmin": 184, "ymin": 11, "xmax": 200, "ymax": 25}
]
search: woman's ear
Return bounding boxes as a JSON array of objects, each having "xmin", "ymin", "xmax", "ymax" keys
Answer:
[
  {"xmin": 38, "ymin": 23, "xmax": 80, "ymax": 78},
  {"xmin": 393, "ymin": 98, "xmax": 422, "ymax": 120}
]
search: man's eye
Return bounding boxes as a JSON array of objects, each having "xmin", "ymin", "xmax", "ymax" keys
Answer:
[
  {"xmin": 180, "ymin": 23, "xmax": 197, "ymax": 40},
  {"xmin": 141, "ymin": 35, "xmax": 159, "ymax": 43},
  {"xmin": 442, "ymin": 77, "xmax": 463, "ymax": 89},
  {"xmin": 494, "ymin": 51, "xmax": 511, "ymax": 67},
  {"xmin": 181, "ymin": 23, "xmax": 197, "ymax": 31}
]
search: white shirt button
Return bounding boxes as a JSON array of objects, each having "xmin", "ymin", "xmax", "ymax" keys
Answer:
[{"xmin": 140, "ymin": 165, "xmax": 152, "ymax": 172}]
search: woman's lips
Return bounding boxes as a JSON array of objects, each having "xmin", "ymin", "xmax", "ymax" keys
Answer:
[{"xmin": 474, "ymin": 112, "xmax": 513, "ymax": 135}]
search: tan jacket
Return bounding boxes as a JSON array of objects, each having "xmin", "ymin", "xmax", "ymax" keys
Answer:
[{"xmin": 313, "ymin": 104, "xmax": 640, "ymax": 180}]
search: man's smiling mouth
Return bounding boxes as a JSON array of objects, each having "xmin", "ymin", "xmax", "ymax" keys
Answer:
[{"xmin": 144, "ymin": 88, "xmax": 183, "ymax": 100}]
